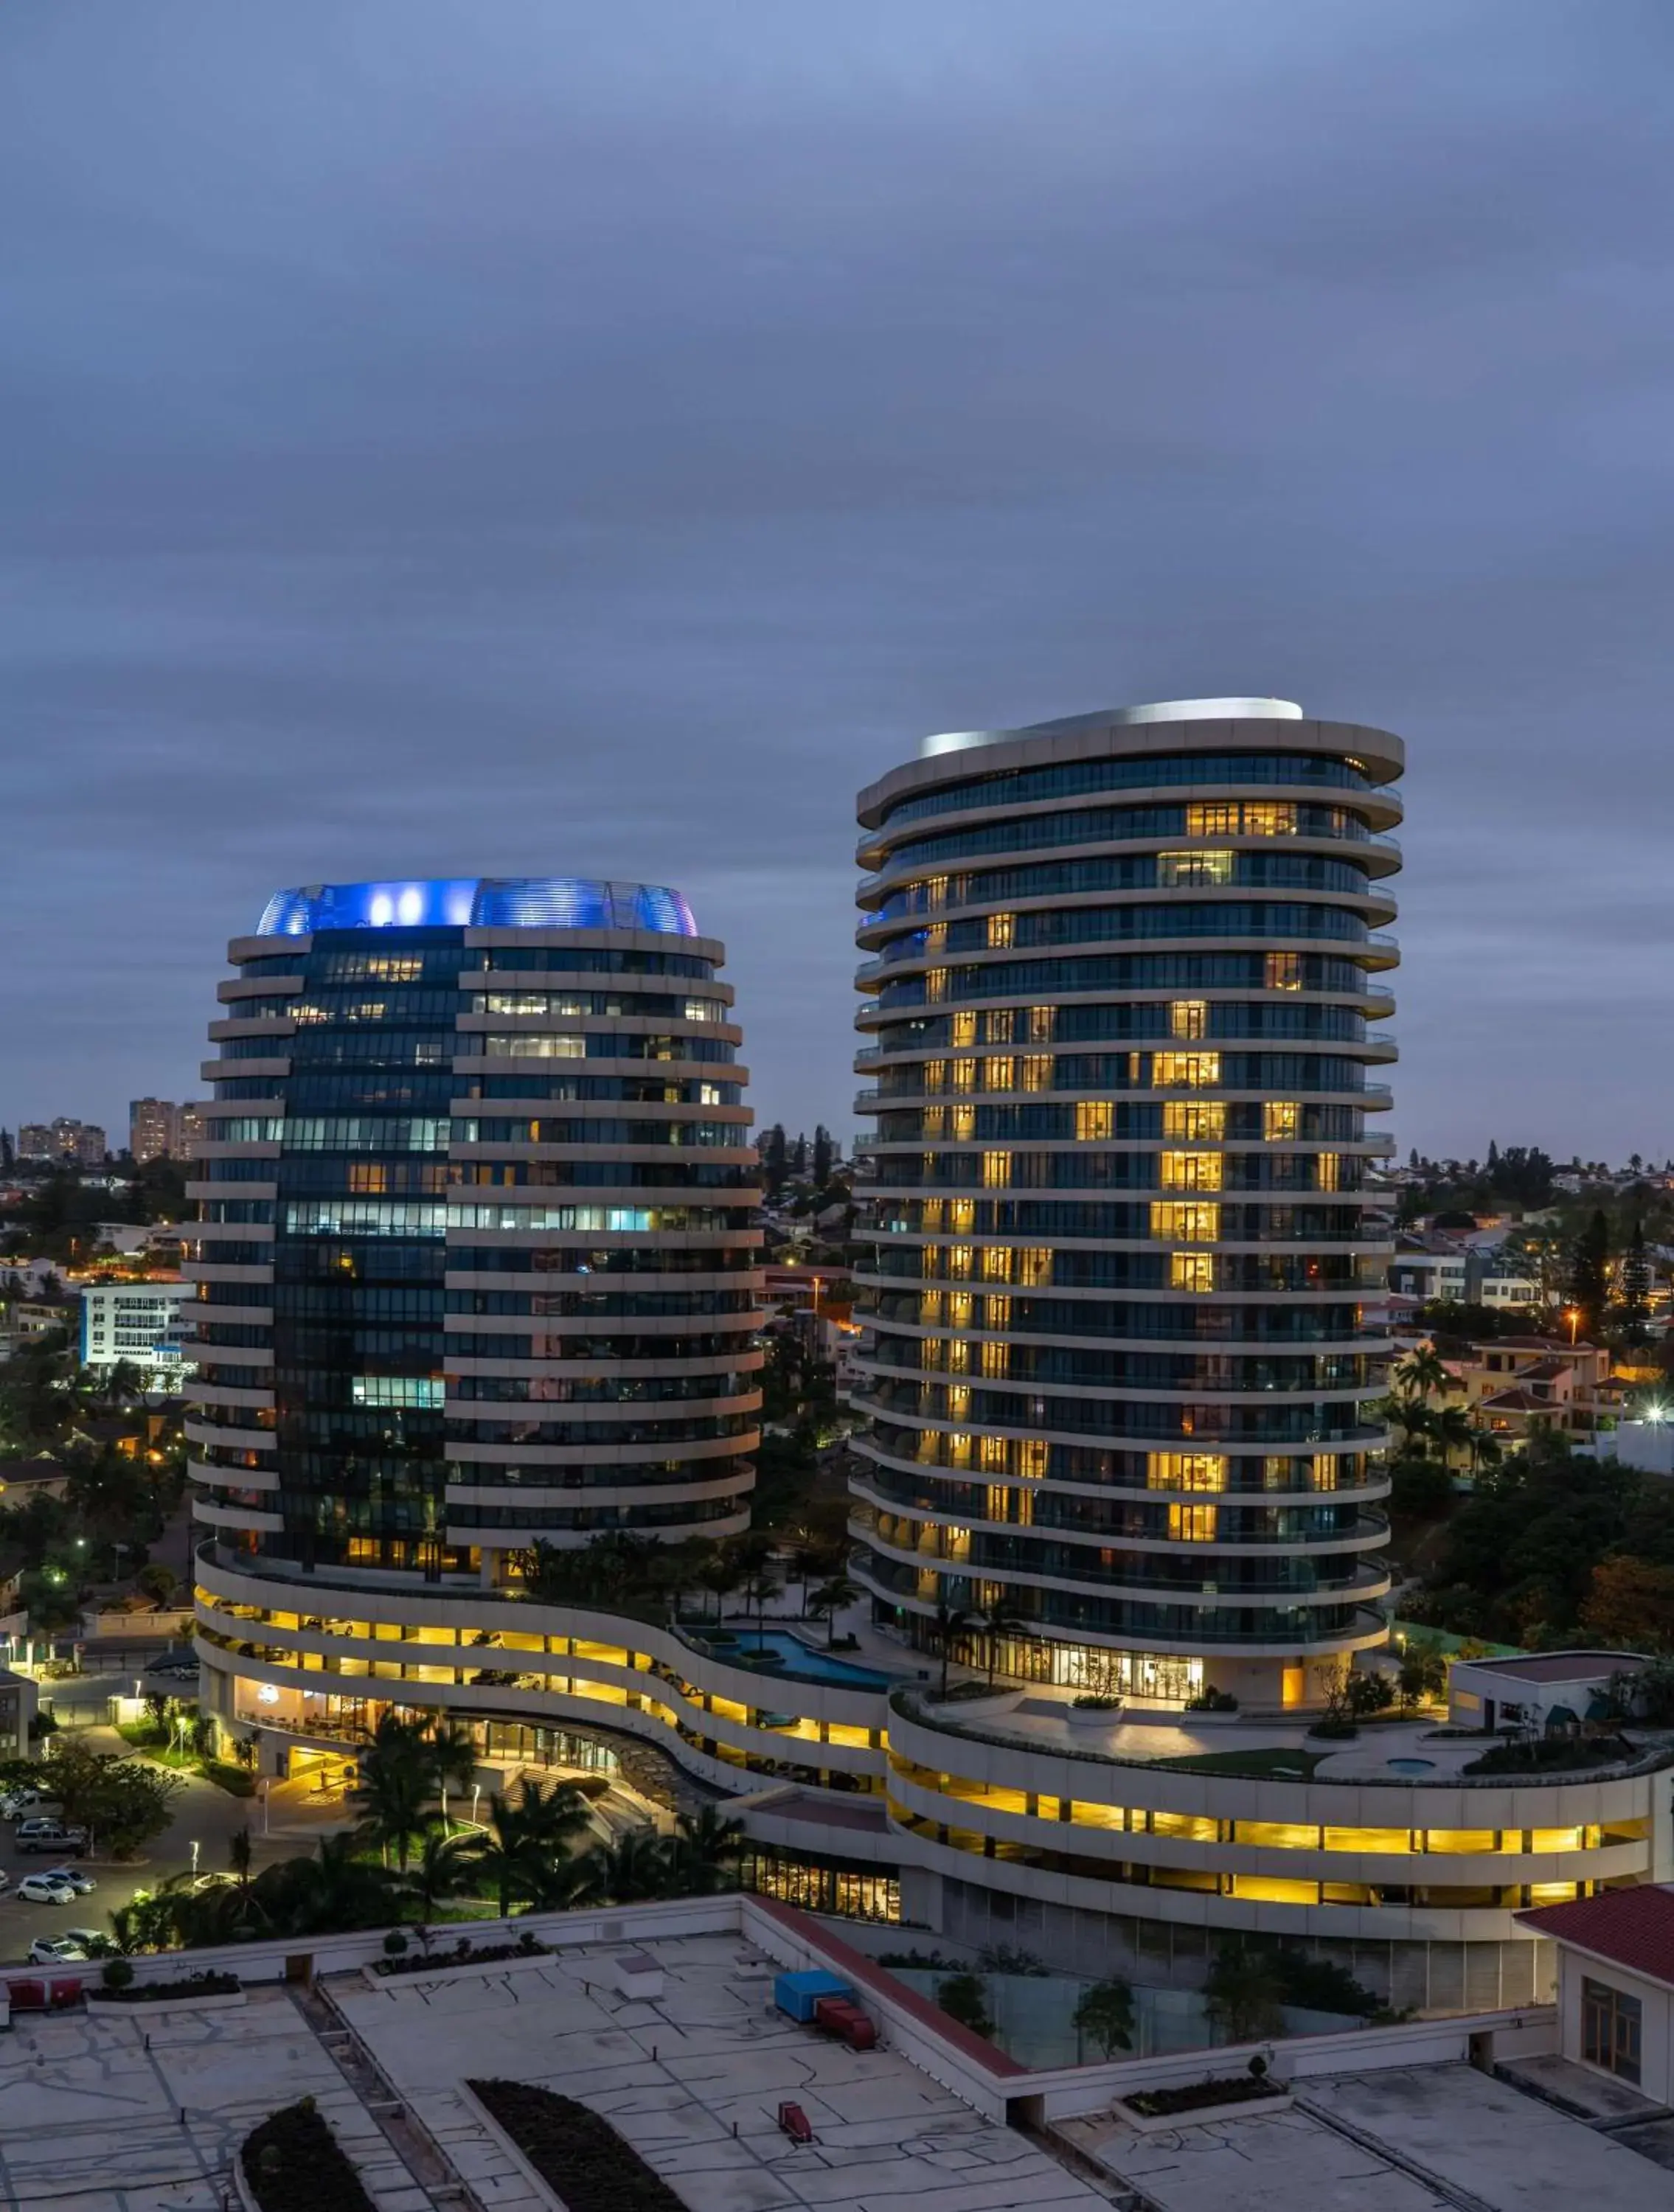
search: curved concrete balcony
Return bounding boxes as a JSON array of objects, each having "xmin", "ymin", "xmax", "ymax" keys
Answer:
[
  {"xmin": 847, "ymin": 1554, "xmax": 1391, "ymax": 1660},
  {"xmin": 847, "ymin": 1477, "xmax": 1390, "ymax": 1559},
  {"xmin": 849, "ymin": 1435, "xmax": 1395, "ymax": 1507}
]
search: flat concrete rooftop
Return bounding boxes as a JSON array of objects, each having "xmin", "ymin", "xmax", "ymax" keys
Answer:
[
  {"xmin": 1063, "ymin": 2061, "xmax": 1674, "ymax": 2212},
  {"xmin": 333, "ymin": 1927, "xmax": 1103, "ymax": 2211}
]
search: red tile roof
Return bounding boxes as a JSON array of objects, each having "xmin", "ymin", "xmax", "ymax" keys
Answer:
[{"xmin": 1518, "ymin": 1887, "xmax": 1674, "ymax": 1985}]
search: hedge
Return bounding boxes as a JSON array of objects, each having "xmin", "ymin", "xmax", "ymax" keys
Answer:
[{"xmin": 469, "ymin": 2079, "xmax": 686, "ymax": 2212}]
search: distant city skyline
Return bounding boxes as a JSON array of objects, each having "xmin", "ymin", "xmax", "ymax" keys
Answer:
[{"xmin": 5, "ymin": 4, "xmax": 1673, "ymax": 1156}]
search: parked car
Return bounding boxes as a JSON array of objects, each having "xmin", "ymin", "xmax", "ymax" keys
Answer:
[
  {"xmin": 0, "ymin": 1792, "xmax": 46, "ymax": 1820},
  {"xmin": 62, "ymin": 1927, "xmax": 111, "ymax": 1958},
  {"xmin": 41, "ymin": 1866, "xmax": 95, "ymax": 1896},
  {"xmin": 15, "ymin": 1874, "xmax": 76, "ymax": 1906},
  {"xmin": 27, "ymin": 1935, "xmax": 87, "ymax": 1965},
  {"xmin": 15, "ymin": 1821, "xmax": 88, "ymax": 1857}
]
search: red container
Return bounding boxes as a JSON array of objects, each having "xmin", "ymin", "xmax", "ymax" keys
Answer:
[{"xmin": 7, "ymin": 1981, "xmax": 46, "ymax": 2011}]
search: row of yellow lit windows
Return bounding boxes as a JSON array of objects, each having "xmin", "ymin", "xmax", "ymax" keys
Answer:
[
  {"xmin": 1186, "ymin": 802, "xmax": 1299, "ymax": 837},
  {"xmin": 920, "ymin": 1291, "xmax": 1012, "ymax": 1328},
  {"xmin": 922, "ymin": 1055, "xmax": 1057, "ymax": 1095},
  {"xmin": 914, "ymin": 1433, "xmax": 1050, "ymax": 1481},
  {"xmin": 1146, "ymin": 1452, "xmax": 1343, "ymax": 1492},
  {"xmin": 915, "ymin": 1235, "xmax": 1054, "ymax": 1286},
  {"xmin": 889, "ymin": 1765, "xmax": 1634, "ymax": 1856},
  {"xmin": 950, "ymin": 1009, "xmax": 1056, "ymax": 1047},
  {"xmin": 920, "ymin": 1338, "xmax": 1011, "ymax": 1377}
]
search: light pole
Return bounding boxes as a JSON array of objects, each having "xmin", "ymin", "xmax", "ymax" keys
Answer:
[
  {"xmin": 190, "ymin": 1838, "xmax": 200, "ymax": 1878},
  {"xmin": 470, "ymin": 1782, "xmax": 482, "ymax": 1829}
]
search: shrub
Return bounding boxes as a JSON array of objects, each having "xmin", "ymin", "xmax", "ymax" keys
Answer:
[
  {"xmin": 934, "ymin": 1971, "xmax": 996, "ymax": 2039},
  {"xmin": 469, "ymin": 2079, "xmax": 686, "ymax": 2212},
  {"xmin": 1185, "ymin": 1686, "xmax": 1239, "ymax": 1712},
  {"xmin": 1071, "ymin": 1693, "xmax": 1123, "ymax": 1711},
  {"xmin": 375, "ymin": 1936, "xmax": 549, "ymax": 1978},
  {"xmin": 1126, "ymin": 2075, "xmax": 1283, "ymax": 2118},
  {"xmin": 241, "ymin": 2098, "xmax": 376, "ymax": 2212},
  {"xmin": 101, "ymin": 1958, "xmax": 135, "ymax": 1992},
  {"xmin": 100, "ymin": 1971, "xmax": 240, "ymax": 2003}
]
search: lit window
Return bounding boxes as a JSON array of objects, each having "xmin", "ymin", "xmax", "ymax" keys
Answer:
[
  {"xmin": 1151, "ymin": 1200, "xmax": 1220, "ymax": 1242},
  {"xmin": 1021, "ymin": 1054, "xmax": 1052, "ymax": 1091},
  {"xmin": 1027, "ymin": 1006, "xmax": 1054, "ymax": 1043},
  {"xmin": 949, "ymin": 1198, "xmax": 975, "ymax": 1232},
  {"xmin": 1312, "ymin": 1455, "xmax": 1338, "ymax": 1491},
  {"xmin": 1169, "ymin": 1000, "xmax": 1209, "ymax": 1040},
  {"xmin": 1170, "ymin": 1252, "xmax": 1215, "ymax": 1293},
  {"xmin": 1157, "ymin": 850, "xmax": 1234, "ymax": 886},
  {"xmin": 1264, "ymin": 1100, "xmax": 1301, "ymax": 1140},
  {"xmin": 1265, "ymin": 953, "xmax": 1303, "ymax": 990},
  {"xmin": 923, "ymin": 1059, "xmax": 947, "ymax": 1094},
  {"xmin": 1153, "ymin": 1051, "xmax": 1220, "ymax": 1089},
  {"xmin": 951, "ymin": 1105, "xmax": 974, "ymax": 1141},
  {"xmin": 925, "ymin": 969, "xmax": 948, "ymax": 1002},
  {"xmin": 985, "ymin": 1293, "xmax": 1011, "ymax": 1330},
  {"xmin": 922, "ymin": 1106, "xmax": 946, "ymax": 1138},
  {"xmin": 947, "ymin": 1292, "xmax": 973, "ymax": 1328},
  {"xmin": 347, "ymin": 1162, "xmax": 388, "ymax": 1194},
  {"xmin": 947, "ymin": 1431, "xmax": 973, "ymax": 1468},
  {"xmin": 1317, "ymin": 1152, "xmax": 1341, "ymax": 1191},
  {"xmin": 1017, "ymin": 1439, "xmax": 1049, "ymax": 1481},
  {"xmin": 1164, "ymin": 1100, "xmax": 1225, "ymax": 1140},
  {"xmin": 981, "ymin": 1245, "xmax": 1010, "ymax": 1281},
  {"xmin": 951, "ymin": 1012, "xmax": 978, "ymax": 1048},
  {"xmin": 923, "ymin": 922, "xmax": 946, "ymax": 953},
  {"xmin": 946, "ymin": 1384, "xmax": 970, "ymax": 1419},
  {"xmin": 982, "ymin": 1151, "xmax": 1011, "ymax": 1189},
  {"xmin": 1076, "ymin": 1100, "xmax": 1115, "ymax": 1141},
  {"xmin": 987, "ymin": 913, "xmax": 1014, "ymax": 949},
  {"xmin": 919, "ymin": 1292, "xmax": 944, "ymax": 1324},
  {"xmin": 1168, "ymin": 1503, "xmax": 1218, "ymax": 1543},
  {"xmin": 1149, "ymin": 1453, "xmax": 1227, "ymax": 1492},
  {"xmin": 921, "ymin": 1198, "xmax": 945, "ymax": 1230},
  {"xmin": 951, "ymin": 1059, "xmax": 977, "ymax": 1093},
  {"xmin": 980, "ymin": 1341, "xmax": 1009, "ymax": 1378},
  {"xmin": 948, "ymin": 1244, "xmax": 973, "ymax": 1279},
  {"xmin": 984, "ymin": 1009, "xmax": 1015, "ymax": 1044},
  {"xmin": 946, "ymin": 1339, "xmax": 970, "ymax": 1374},
  {"xmin": 1160, "ymin": 1150, "xmax": 1223, "ymax": 1192},
  {"xmin": 1017, "ymin": 1248, "xmax": 1052, "ymax": 1287},
  {"xmin": 984, "ymin": 1056, "xmax": 1015, "ymax": 1092},
  {"xmin": 1184, "ymin": 803, "xmax": 1237, "ymax": 837},
  {"xmin": 979, "ymin": 1435, "xmax": 1007, "ymax": 1473}
]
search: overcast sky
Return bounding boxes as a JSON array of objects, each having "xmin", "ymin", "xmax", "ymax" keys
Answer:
[{"xmin": 4, "ymin": 2, "xmax": 1673, "ymax": 1161}]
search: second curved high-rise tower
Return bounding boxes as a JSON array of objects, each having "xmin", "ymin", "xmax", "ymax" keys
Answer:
[{"xmin": 850, "ymin": 699, "xmax": 1401, "ymax": 1712}]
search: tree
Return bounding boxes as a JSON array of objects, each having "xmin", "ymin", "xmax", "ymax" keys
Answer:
[
  {"xmin": 762, "ymin": 1124, "xmax": 788, "ymax": 1202},
  {"xmin": 585, "ymin": 1824, "xmax": 673, "ymax": 1904},
  {"xmin": 808, "ymin": 1575, "xmax": 861, "ymax": 1646},
  {"xmin": 977, "ymin": 1596, "xmax": 1033, "ymax": 1684},
  {"xmin": 428, "ymin": 1719, "xmax": 479, "ymax": 1832},
  {"xmin": 1390, "ymin": 1455, "xmax": 1454, "ymax": 1518},
  {"xmin": 1580, "ymin": 1554, "xmax": 1674, "ymax": 1651},
  {"xmin": 667, "ymin": 1805, "xmax": 744, "ymax": 1896},
  {"xmin": 228, "ymin": 1824, "xmax": 254, "ymax": 1888},
  {"xmin": 1204, "ymin": 1945, "xmax": 1285, "ymax": 2042},
  {"xmin": 1621, "ymin": 1222, "xmax": 1652, "ymax": 1343},
  {"xmin": 467, "ymin": 1777, "xmax": 593, "ymax": 1917},
  {"xmin": 1567, "ymin": 1209, "xmax": 1611, "ymax": 1341},
  {"xmin": 1072, "ymin": 1976, "xmax": 1136, "ymax": 2058},
  {"xmin": 1393, "ymin": 1346, "xmax": 1450, "ymax": 1402},
  {"xmin": 348, "ymin": 1712, "xmax": 437, "ymax": 1872},
  {"xmin": 404, "ymin": 1828, "xmax": 479, "ymax": 1919},
  {"xmin": 252, "ymin": 1833, "xmax": 405, "ymax": 1936},
  {"xmin": 931, "ymin": 1596, "xmax": 983, "ymax": 1697},
  {"xmin": 48, "ymin": 1741, "xmax": 184, "ymax": 1856},
  {"xmin": 741, "ymin": 1568, "xmax": 782, "ymax": 1637},
  {"xmin": 935, "ymin": 1971, "xmax": 995, "ymax": 2040},
  {"xmin": 812, "ymin": 1124, "xmax": 836, "ymax": 1190}
]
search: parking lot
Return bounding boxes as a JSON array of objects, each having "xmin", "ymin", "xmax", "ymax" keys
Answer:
[{"xmin": 0, "ymin": 1662, "xmax": 355, "ymax": 1966}]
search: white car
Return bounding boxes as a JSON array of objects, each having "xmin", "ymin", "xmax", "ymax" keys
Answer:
[
  {"xmin": 27, "ymin": 1935, "xmax": 88, "ymax": 1966},
  {"xmin": 63, "ymin": 1927, "xmax": 110, "ymax": 1958},
  {"xmin": 40, "ymin": 1867, "xmax": 95, "ymax": 1896},
  {"xmin": 15, "ymin": 1874, "xmax": 75, "ymax": 1906},
  {"xmin": 0, "ymin": 1792, "xmax": 45, "ymax": 1820}
]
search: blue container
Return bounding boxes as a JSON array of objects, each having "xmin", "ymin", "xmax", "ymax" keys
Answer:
[{"xmin": 774, "ymin": 1969, "xmax": 851, "ymax": 2023}]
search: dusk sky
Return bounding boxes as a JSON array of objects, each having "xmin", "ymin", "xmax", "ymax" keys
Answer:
[{"xmin": 5, "ymin": 4, "xmax": 1673, "ymax": 1161}]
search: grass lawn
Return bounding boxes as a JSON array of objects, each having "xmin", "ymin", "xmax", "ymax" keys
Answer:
[{"xmin": 1161, "ymin": 1747, "xmax": 1327, "ymax": 1780}]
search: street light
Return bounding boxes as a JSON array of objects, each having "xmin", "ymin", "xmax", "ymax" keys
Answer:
[
  {"xmin": 190, "ymin": 1839, "xmax": 200, "ymax": 1877},
  {"xmin": 1564, "ymin": 1307, "xmax": 1580, "ymax": 1346}
]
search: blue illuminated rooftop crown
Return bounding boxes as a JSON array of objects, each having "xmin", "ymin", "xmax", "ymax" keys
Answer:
[{"xmin": 257, "ymin": 877, "xmax": 698, "ymax": 938}]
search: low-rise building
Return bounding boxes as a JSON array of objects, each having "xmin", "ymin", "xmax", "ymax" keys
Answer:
[
  {"xmin": 79, "ymin": 1279, "xmax": 192, "ymax": 1391},
  {"xmin": 1518, "ymin": 1886, "xmax": 1674, "ymax": 2101}
]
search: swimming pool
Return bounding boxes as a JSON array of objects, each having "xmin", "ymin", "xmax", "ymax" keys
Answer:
[
  {"xmin": 704, "ymin": 1630, "xmax": 891, "ymax": 1689},
  {"xmin": 1386, "ymin": 1757, "xmax": 1436, "ymax": 1775}
]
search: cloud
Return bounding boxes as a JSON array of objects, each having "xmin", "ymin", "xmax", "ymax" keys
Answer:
[{"xmin": 2, "ymin": 0, "xmax": 1672, "ymax": 1155}]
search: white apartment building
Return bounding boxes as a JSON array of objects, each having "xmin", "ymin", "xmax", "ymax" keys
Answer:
[{"xmin": 79, "ymin": 1281, "xmax": 193, "ymax": 1392}]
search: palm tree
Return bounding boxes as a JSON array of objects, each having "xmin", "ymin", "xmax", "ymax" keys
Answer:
[
  {"xmin": 588, "ymin": 1825, "xmax": 673, "ymax": 1904},
  {"xmin": 227, "ymin": 1824, "xmax": 254, "ymax": 1891},
  {"xmin": 808, "ymin": 1575, "xmax": 861, "ymax": 1647},
  {"xmin": 698, "ymin": 1551, "xmax": 743, "ymax": 1625},
  {"xmin": 742, "ymin": 1568, "xmax": 781, "ymax": 1644},
  {"xmin": 931, "ymin": 1595, "xmax": 983, "ymax": 1697},
  {"xmin": 426, "ymin": 1719, "xmax": 478, "ymax": 1832},
  {"xmin": 347, "ymin": 1712, "xmax": 436, "ymax": 1873},
  {"xmin": 667, "ymin": 1805, "xmax": 744, "ymax": 1896},
  {"xmin": 466, "ymin": 1777, "xmax": 593, "ymax": 1918},
  {"xmin": 977, "ymin": 1597, "xmax": 1032, "ymax": 1685},
  {"xmin": 1431, "ymin": 1404, "xmax": 1475, "ymax": 1470},
  {"xmin": 254, "ymin": 1833, "xmax": 403, "ymax": 1936},
  {"xmin": 404, "ymin": 1828, "xmax": 478, "ymax": 1919},
  {"xmin": 1394, "ymin": 1345, "xmax": 1450, "ymax": 1402}
]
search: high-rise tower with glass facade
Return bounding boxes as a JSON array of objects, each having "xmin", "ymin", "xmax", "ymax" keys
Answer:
[
  {"xmin": 850, "ymin": 700, "xmax": 1402, "ymax": 1711},
  {"xmin": 187, "ymin": 876, "xmax": 761, "ymax": 1602}
]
